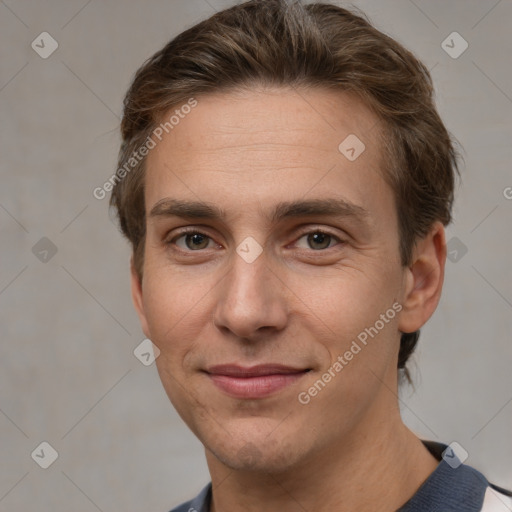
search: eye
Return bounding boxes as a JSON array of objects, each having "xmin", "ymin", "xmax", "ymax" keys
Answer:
[
  {"xmin": 171, "ymin": 230, "xmax": 216, "ymax": 251},
  {"xmin": 295, "ymin": 230, "xmax": 342, "ymax": 251},
  {"xmin": 167, "ymin": 228, "xmax": 343, "ymax": 253}
]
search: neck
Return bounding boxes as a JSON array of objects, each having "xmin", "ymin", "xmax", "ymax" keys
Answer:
[{"xmin": 206, "ymin": 384, "xmax": 439, "ymax": 512}]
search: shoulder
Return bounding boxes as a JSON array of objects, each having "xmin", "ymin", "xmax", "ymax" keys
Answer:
[
  {"xmin": 398, "ymin": 441, "xmax": 512, "ymax": 512},
  {"xmin": 168, "ymin": 482, "xmax": 212, "ymax": 512}
]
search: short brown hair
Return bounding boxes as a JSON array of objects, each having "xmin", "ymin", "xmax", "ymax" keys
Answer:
[{"xmin": 110, "ymin": 0, "xmax": 461, "ymax": 379}]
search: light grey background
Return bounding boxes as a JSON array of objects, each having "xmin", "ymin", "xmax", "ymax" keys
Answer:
[{"xmin": 0, "ymin": 0, "xmax": 511, "ymax": 510}]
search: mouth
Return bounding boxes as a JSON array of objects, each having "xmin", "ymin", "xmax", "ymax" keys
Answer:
[{"xmin": 204, "ymin": 364, "xmax": 311, "ymax": 399}]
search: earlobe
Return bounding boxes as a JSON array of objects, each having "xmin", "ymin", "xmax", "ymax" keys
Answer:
[
  {"xmin": 398, "ymin": 222, "xmax": 447, "ymax": 334},
  {"xmin": 130, "ymin": 257, "xmax": 151, "ymax": 338}
]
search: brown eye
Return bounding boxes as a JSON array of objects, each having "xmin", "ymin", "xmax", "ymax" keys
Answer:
[
  {"xmin": 295, "ymin": 230, "xmax": 341, "ymax": 251},
  {"xmin": 307, "ymin": 232, "xmax": 332, "ymax": 250},
  {"xmin": 173, "ymin": 232, "xmax": 213, "ymax": 250}
]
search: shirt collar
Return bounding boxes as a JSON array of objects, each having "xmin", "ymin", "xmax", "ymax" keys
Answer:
[{"xmin": 180, "ymin": 440, "xmax": 491, "ymax": 512}]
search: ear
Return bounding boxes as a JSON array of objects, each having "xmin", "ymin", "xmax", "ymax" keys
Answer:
[
  {"xmin": 130, "ymin": 257, "xmax": 151, "ymax": 339},
  {"xmin": 398, "ymin": 222, "xmax": 447, "ymax": 334}
]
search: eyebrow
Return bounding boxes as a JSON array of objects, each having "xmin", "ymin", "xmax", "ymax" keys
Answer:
[{"xmin": 149, "ymin": 197, "xmax": 369, "ymax": 225}]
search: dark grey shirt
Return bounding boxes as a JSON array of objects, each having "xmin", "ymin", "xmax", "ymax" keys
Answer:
[{"xmin": 169, "ymin": 441, "xmax": 512, "ymax": 511}]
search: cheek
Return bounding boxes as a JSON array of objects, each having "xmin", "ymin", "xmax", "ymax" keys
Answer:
[
  {"xmin": 288, "ymin": 264, "xmax": 402, "ymax": 410},
  {"xmin": 288, "ymin": 263, "xmax": 401, "ymax": 342},
  {"xmin": 295, "ymin": 300, "xmax": 401, "ymax": 430},
  {"xmin": 142, "ymin": 265, "xmax": 210, "ymax": 356},
  {"xmin": 142, "ymin": 269, "xmax": 211, "ymax": 420}
]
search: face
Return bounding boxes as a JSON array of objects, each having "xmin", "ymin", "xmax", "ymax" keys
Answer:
[{"xmin": 131, "ymin": 86, "xmax": 440, "ymax": 473}]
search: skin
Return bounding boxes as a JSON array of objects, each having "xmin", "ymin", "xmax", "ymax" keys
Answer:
[{"xmin": 131, "ymin": 86, "xmax": 446, "ymax": 511}]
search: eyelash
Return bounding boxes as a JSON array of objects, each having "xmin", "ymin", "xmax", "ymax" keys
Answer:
[{"xmin": 167, "ymin": 227, "xmax": 344, "ymax": 252}]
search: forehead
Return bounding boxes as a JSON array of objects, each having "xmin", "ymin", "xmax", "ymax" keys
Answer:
[
  {"xmin": 144, "ymin": 86, "xmax": 390, "ymax": 223},
  {"xmin": 152, "ymin": 86, "xmax": 382, "ymax": 156}
]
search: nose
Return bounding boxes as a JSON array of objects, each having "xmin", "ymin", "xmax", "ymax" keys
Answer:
[{"xmin": 212, "ymin": 247, "xmax": 288, "ymax": 341}]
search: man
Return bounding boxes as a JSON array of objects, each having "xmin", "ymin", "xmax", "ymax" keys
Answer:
[{"xmin": 110, "ymin": 1, "xmax": 511, "ymax": 510}]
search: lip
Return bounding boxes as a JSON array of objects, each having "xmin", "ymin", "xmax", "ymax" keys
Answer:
[{"xmin": 205, "ymin": 364, "xmax": 310, "ymax": 399}]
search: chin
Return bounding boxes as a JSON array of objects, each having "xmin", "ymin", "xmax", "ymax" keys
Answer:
[
  {"xmin": 214, "ymin": 444, "xmax": 301, "ymax": 473},
  {"xmin": 204, "ymin": 422, "xmax": 308, "ymax": 474}
]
